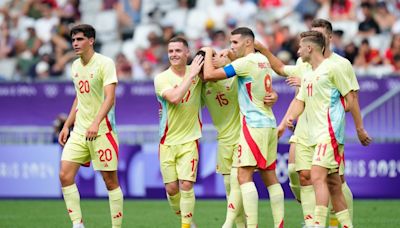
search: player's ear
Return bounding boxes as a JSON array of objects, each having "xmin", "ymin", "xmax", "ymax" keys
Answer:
[{"xmin": 89, "ymin": 37, "xmax": 95, "ymax": 46}]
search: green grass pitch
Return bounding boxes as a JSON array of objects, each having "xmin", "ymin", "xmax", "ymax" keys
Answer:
[{"xmin": 0, "ymin": 199, "xmax": 399, "ymax": 227}]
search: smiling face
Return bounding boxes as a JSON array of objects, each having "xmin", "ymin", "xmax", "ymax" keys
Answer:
[
  {"xmin": 167, "ymin": 41, "xmax": 189, "ymax": 67},
  {"xmin": 71, "ymin": 32, "xmax": 94, "ymax": 56}
]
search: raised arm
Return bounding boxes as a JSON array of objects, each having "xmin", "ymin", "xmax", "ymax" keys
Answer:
[
  {"xmin": 202, "ymin": 47, "xmax": 230, "ymax": 81},
  {"xmin": 163, "ymin": 55, "xmax": 204, "ymax": 104},
  {"xmin": 254, "ymin": 40, "xmax": 288, "ymax": 77}
]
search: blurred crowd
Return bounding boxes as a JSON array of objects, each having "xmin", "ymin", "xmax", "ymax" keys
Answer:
[{"xmin": 1, "ymin": 0, "xmax": 400, "ymax": 82}]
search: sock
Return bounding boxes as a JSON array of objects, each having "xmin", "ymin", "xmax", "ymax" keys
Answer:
[
  {"xmin": 108, "ymin": 187, "xmax": 124, "ymax": 228},
  {"xmin": 167, "ymin": 192, "xmax": 181, "ymax": 216},
  {"xmin": 329, "ymin": 213, "xmax": 339, "ymax": 228},
  {"xmin": 288, "ymin": 163, "xmax": 301, "ymax": 202},
  {"xmin": 240, "ymin": 182, "xmax": 258, "ymax": 228},
  {"xmin": 181, "ymin": 188, "xmax": 195, "ymax": 225},
  {"xmin": 223, "ymin": 174, "xmax": 231, "ymax": 200},
  {"xmin": 300, "ymin": 185, "xmax": 316, "ymax": 226},
  {"xmin": 314, "ymin": 205, "xmax": 328, "ymax": 227},
  {"xmin": 181, "ymin": 224, "xmax": 190, "ymax": 228},
  {"xmin": 222, "ymin": 168, "xmax": 245, "ymax": 228},
  {"xmin": 62, "ymin": 184, "xmax": 82, "ymax": 225},
  {"xmin": 336, "ymin": 209, "xmax": 353, "ymax": 228},
  {"xmin": 342, "ymin": 182, "xmax": 353, "ymax": 220},
  {"xmin": 267, "ymin": 183, "xmax": 285, "ymax": 228}
]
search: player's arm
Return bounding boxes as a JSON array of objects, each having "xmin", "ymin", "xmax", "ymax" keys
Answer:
[
  {"xmin": 58, "ymin": 97, "xmax": 78, "ymax": 146},
  {"xmin": 86, "ymin": 83, "xmax": 117, "ymax": 141},
  {"xmin": 349, "ymin": 91, "xmax": 372, "ymax": 146},
  {"xmin": 202, "ymin": 47, "xmax": 230, "ymax": 81},
  {"xmin": 254, "ymin": 40, "xmax": 288, "ymax": 77},
  {"xmin": 162, "ymin": 55, "xmax": 204, "ymax": 104},
  {"xmin": 276, "ymin": 87, "xmax": 300, "ymax": 138},
  {"xmin": 286, "ymin": 98, "xmax": 304, "ymax": 129},
  {"xmin": 264, "ymin": 89, "xmax": 278, "ymax": 107}
]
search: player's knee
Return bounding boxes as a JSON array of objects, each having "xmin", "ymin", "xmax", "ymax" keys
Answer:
[
  {"xmin": 179, "ymin": 180, "xmax": 193, "ymax": 191},
  {"xmin": 311, "ymin": 172, "xmax": 325, "ymax": 186},
  {"xmin": 102, "ymin": 174, "xmax": 119, "ymax": 190},
  {"xmin": 59, "ymin": 170, "xmax": 74, "ymax": 186},
  {"xmin": 299, "ymin": 170, "xmax": 312, "ymax": 185},
  {"xmin": 165, "ymin": 182, "xmax": 179, "ymax": 195}
]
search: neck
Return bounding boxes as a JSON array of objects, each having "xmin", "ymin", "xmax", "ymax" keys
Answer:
[
  {"xmin": 309, "ymin": 53, "xmax": 325, "ymax": 70},
  {"xmin": 244, "ymin": 46, "xmax": 255, "ymax": 56},
  {"xmin": 80, "ymin": 49, "xmax": 95, "ymax": 65},
  {"xmin": 170, "ymin": 64, "xmax": 187, "ymax": 77},
  {"xmin": 323, "ymin": 48, "xmax": 333, "ymax": 58}
]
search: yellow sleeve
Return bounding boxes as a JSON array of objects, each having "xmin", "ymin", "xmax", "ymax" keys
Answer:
[
  {"xmin": 283, "ymin": 65, "xmax": 301, "ymax": 78},
  {"xmin": 154, "ymin": 74, "xmax": 172, "ymax": 98},
  {"xmin": 230, "ymin": 57, "xmax": 249, "ymax": 77},
  {"xmin": 102, "ymin": 58, "xmax": 118, "ymax": 86},
  {"xmin": 296, "ymin": 81, "xmax": 306, "ymax": 101},
  {"xmin": 344, "ymin": 62, "xmax": 360, "ymax": 91},
  {"xmin": 332, "ymin": 65, "xmax": 353, "ymax": 97}
]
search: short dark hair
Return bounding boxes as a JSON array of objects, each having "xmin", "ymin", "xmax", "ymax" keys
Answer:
[
  {"xmin": 231, "ymin": 27, "xmax": 255, "ymax": 40},
  {"xmin": 311, "ymin": 19, "xmax": 333, "ymax": 34},
  {"xmin": 168, "ymin": 36, "xmax": 189, "ymax": 48},
  {"xmin": 300, "ymin": 31, "xmax": 326, "ymax": 51},
  {"xmin": 70, "ymin": 24, "xmax": 96, "ymax": 39}
]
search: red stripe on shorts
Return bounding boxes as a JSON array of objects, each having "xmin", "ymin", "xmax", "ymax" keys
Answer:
[
  {"xmin": 327, "ymin": 109, "xmax": 341, "ymax": 165},
  {"xmin": 242, "ymin": 117, "xmax": 266, "ymax": 169},
  {"xmin": 106, "ymin": 132, "xmax": 119, "ymax": 159}
]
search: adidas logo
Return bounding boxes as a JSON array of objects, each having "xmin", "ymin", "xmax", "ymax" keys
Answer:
[
  {"xmin": 184, "ymin": 212, "xmax": 193, "ymax": 218},
  {"xmin": 68, "ymin": 209, "xmax": 73, "ymax": 213},
  {"xmin": 113, "ymin": 212, "xmax": 123, "ymax": 219},
  {"xmin": 305, "ymin": 214, "xmax": 313, "ymax": 220},
  {"xmin": 228, "ymin": 203, "xmax": 235, "ymax": 209}
]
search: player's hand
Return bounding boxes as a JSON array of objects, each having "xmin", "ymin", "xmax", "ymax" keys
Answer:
[
  {"xmin": 357, "ymin": 128, "xmax": 372, "ymax": 146},
  {"xmin": 212, "ymin": 54, "xmax": 230, "ymax": 68},
  {"xmin": 86, "ymin": 122, "xmax": 99, "ymax": 141},
  {"xmin": 254, "ymin": 40, "xmax": 266, "ymax": 52},
  {"xmin": 286, "ymin": 117, "xmax": 295, "ymax": 130},
  {"xmin": 286, "ymin": 76, "xmax": 301, "ymax": 87},
  {"xmin": 264, "ymin": 90, "xmax": 278, "ymax": 107},
  {"xmin": 58, "ymin": 127, "xmax": 70, "ymax": 147},
  {"xmin": 277, "ymin": 124, "xmax": 286, "ymax": 139},
  {"xmin": 189, "ymin": 54, "xmax": 204, "ymax": 78}
]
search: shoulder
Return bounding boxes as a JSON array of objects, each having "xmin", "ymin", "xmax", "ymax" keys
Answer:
[
  {"xmin": 97, "ymin": 53, "xmax": 115, "ymax": 65},
  {"xmin": 154, "ymin": 69, "xmax": 170, "ymax": 82}
]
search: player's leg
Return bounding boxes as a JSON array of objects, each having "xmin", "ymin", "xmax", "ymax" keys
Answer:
[
  {"xmin": 310, "ymin": 165, "xmax": 329, "ymax": 227},
  {"xmin": 60, "ymin": 161, "xmax": 83, "ymax": 226},
  {"xmin": 177, "ymin": 140, "xmax": 199, "ymax": 228},
  {"xmin": 92, "ymin": 131, "xmax": 123, "ymax": 228},
  {"xmin": 238, "ymin": 166, "xmax": 258, "ymax": 228},
  {"xmin": 328, "ymin": 163, "xmax": 352, "ymax": 228},
  {"xmin": 340, "ymin": 174, "xmax": 353, "ymax": 220},
  {"xmin": 311, "ymin": 142, "xmax": 347, "ymax": 227},
  {"xmin": 260, "ymin": 169, "xmax": 285, "ymax": 228},
  {"xmin": 296, "ymin": 144, "xmax": 315, "ymax": 227},
  {"xmin": 328, "ymin": 172, "xmax": 352, "ymax": 228},
  {"xmin": 222, "ymin": 167, "xmax": 245, "ymax": 228},
  {"xmin": 260, "ymin": 129, "xmax": 284, "ymax": 228},
  {"xmin": 219, "ymin": 144, "xmax": 246, "ymax": 228},
  {"xmin": 60, "ymin": 132, "xmax": 90, "ymax": 227},
  {"xmin": 288, "ymin": 136, "xmax": 301, "ymax": 202},
  {"xmin": 159, "ymin": 144, "xmax": 181, "ymax": 215}
]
